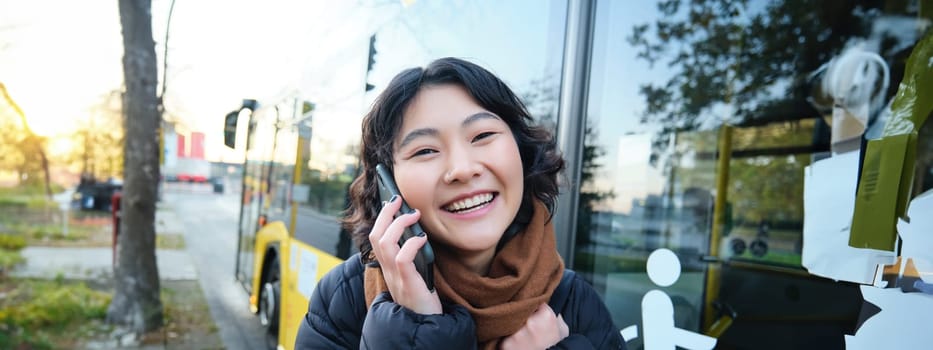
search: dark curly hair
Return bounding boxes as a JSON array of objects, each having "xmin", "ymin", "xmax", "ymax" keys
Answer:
[{"xmin": 344, "ymin": 57, "xmax": 564, "ymax": 262}]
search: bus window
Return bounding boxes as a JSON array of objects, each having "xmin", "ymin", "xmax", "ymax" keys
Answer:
[
  {"xmin": 717, "ymin": 120, "xmax": 825, "ymax": 267},
  {"xmin": 292, "ymin": 73, "xmax": 364, "ymax": 259},
  {"xmin": 263, "ymin": 108, "xmax": 299, "ymax": 226},
  {"xmin": 236, "ymin": 107, "xmax": 278, "ymax": 290}
]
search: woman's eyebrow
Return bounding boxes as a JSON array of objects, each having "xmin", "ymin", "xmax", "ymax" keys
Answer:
[
  {"xmin": 397, "ymin": 112, "xmax": 500, "ymax": 150},
  {"xmin": 398, "ymin": 127, "xmax": 438, "ymax": 150},
  {"xmin": 462, "ymin": 112, "xmax": 500, "ymax": 127}
]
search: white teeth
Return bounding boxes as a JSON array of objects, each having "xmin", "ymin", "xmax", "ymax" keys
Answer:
[{"xmin": 445, "ymin": 193, "xmax": 493, "ymax": 212}]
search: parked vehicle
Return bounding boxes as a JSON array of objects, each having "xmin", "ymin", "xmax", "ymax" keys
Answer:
[
  {"xmin": 164, "ymin": 157, "xmax": 211, "ymax": 183},
  {"xmin": 72, "ymin": 178, "xmax": 122, "ymax": 211}
]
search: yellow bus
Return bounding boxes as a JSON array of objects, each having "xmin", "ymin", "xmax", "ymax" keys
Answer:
[{"xmin": 223, "ymin": 97, "xmax": 353, "ymax": 350}]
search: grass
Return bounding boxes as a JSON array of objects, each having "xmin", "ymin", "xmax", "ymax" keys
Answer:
[
  {"xmin": 0, "ymin": 196, "xmax": 56, "ymax": 209},
  {"xmin": 0, "ymin": 208, "xmax": 186, "ymax": 249},
  {"xmin": 0, "ymin": 185, "xmax": 65, "ymax": 197},
  {"xmin": 143, "ymin": 280, "xmax": 223, "ymax": 349},
  {"xmin": 0, "ymin": 235, "xmax": 25, "ymax": 277},
  {"xmin": 0, "ymin": 184, "xmax": 61, "ymax": 211},
  {"xmin": 0, "ymin": 278, "xmax": 223, "ymax": 349},
  {"xmin": 28, "ymin": 223, "xmax": 93, "ymax": 242},
  {"xmin": 0, "ymin": 197, "xmax": 111, "ymax": 349},
  {"xmin": 0, "ymin": 235, "xmax": 26, "ymax": 250},
  {"xmin": 157, "ymin": 234, "xmax": 186, "ymax": 250},
  {"xmin": 0, "ymin": 188, "xmax": 216, "ymax": 349},
  {"xmin": 5, "ymin": 218, "xmax": 110, "ymax": 248},
  {"xmin": 0, "ymin": 278, "xmax": 112, "ymax": 349},
  {"xmin": 0, "ymin": 249, "xmax": 24, "ymax": 273}
]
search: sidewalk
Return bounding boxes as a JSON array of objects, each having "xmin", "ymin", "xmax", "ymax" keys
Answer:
[{"xmin": 10, "ymin": 206, "xmax": 197, "ymax": 281}]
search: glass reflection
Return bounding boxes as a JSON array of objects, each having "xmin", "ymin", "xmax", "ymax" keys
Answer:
[
  {"xmin": 579, "ymin": 0, "xmax": 929, "ymax": 349},
  {"xmin": 264, "ymin": 104, "xmax": 300, "ymax": 226},
  {"xmin": 366, "ymin": 0, "xmax": 567, "ymax": 129},
  {"xmin": 287, "ymin": 0, "xmax": 569, "ymax": 259}
]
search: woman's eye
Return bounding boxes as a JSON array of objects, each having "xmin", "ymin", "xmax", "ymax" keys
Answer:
[
  {"xmin": 472, "ymin": 132, "xmax": 496, "ymax": 142},
  {"xmin": 412, "ymin": 148, "xmax": 436, "ymax": 157}
]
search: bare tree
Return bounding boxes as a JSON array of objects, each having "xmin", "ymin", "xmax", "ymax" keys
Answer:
[
  {"xmin": 107, "ymin": 0, "xmax": 163, "ymax": 333},
  {"xmin": 68, "ymin": 90, "xmax": 125, "ymax": 180},
  {"xmin": 0, "ymin": 82, "xmax": 53, "ymax": 199}
]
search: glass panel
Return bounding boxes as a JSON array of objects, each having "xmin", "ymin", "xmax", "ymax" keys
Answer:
[
  {"xmin": 292, "ymin": 113, "xmax": 353, "ymax": 259},
  {"xmin": 718, "ymin": 121, "xmax": 818, "ymax": 267},
  {"xmin": 577, "ymin": 1, "xmax": 929, "ymax": 349},
  {"xmin": 288, "ymin": 0, "xmax": 570, "ymax": 260},
  {"xmin": 575, "ymin": 2, "xmax": 717, "ymax": 341},
  {"xmin": 293, "ymin": 62, "xmax": 363, "ymax": 259},
  {"xmin": 236, "ymin": 108, "xmax": 277, "ymax": 290},
  {"xmin": 366, "ymin": 0, "xmax": 568, "ymax": 131},
  {"xmin": 263, "ymin": 102, "xmax": 301, "ymax": 226}
]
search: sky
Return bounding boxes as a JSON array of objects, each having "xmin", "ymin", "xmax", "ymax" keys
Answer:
[
  {"xmin": 1, "ymin": 0, "xmax": 703, "ymax": 214},
  {"xmin": 0, "ymin": 1, "xmax": 123, "ymax": 136},
  {"xmin": 0, "ymin": 0, "xmax": 568, "ymax": 162},
  {"xmin": 0, "ymin": 0, "xmax": 373, "ymax": 162},
  {"xmin": 0, "ymin": 0, "xmax": 674, "ymax": 214}
]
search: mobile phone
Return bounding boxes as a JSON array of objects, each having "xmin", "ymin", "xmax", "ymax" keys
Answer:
[{"xmin": 375, "ymin": 163, "xmax": 435, "ymax": 292}]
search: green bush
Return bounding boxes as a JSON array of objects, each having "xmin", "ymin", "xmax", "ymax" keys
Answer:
[
  {"xmin": 0, "ymin": 196, "xmax": 29, "ymax": 208},
  {"xmin": 1, "ymin": 223, "xmax": 31, "ymax": 237},
  {"xmin": 0, "ymin": 184, "xmax": 65, "ymax": 197},
  {"xmin": 0, "ymin": 194, "xmax": 57, "ymax": 210},
  {"xmin": 0, "ymin": 329, "xmax": 53, "ymax": 350},
  {"xmin": 29, "ymin": 225, "xmax": 89, "ymax": 242},
  {"xmin": 26, "ymin": 198, "xmax": 57, "ymax": 209},
  {"xmin": 0, "ymin": 184, "xmax": 65, "ymax": 209},
  {"xmin": 0, "ymin": 235, "xmax": 26, "ymax": 250},
  {"xmin": 0, "ymin": 279, "xmax": 110, "ymax": 349},
  {"xmin": 0, "ymin": 279, "xmax": 111, "ymax": 328},
  {"xmin": 0, "ymin": 249, "xmax": 25, "ymax": 271}
]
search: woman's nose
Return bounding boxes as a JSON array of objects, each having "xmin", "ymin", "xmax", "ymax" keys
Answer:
[{"xmin": 443, "ymin": 153, "xmax": 483, "ymax": 184}]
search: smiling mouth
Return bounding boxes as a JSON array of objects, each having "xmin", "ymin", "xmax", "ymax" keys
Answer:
[{"xmin": 444, "ymin": 193, "xmax": 496, "ymax": 213}]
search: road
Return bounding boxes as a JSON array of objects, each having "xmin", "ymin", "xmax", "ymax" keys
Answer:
[{"xmin": 163, "ymin": 184, "xmax": 268, "ymax": 350}]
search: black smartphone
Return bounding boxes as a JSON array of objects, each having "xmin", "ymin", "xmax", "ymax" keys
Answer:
[{"xmin": 375, "ymin": 163, "xmax": 435, "ymax": 292}]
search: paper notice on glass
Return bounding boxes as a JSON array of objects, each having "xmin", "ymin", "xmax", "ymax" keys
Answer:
[
  {"xmin": 802, "ymin": 151, "xmax": 896, "ymax": 284},
  {"xmin": 845, "ymin": 285, "xmax": 933, "ymax": 349}
]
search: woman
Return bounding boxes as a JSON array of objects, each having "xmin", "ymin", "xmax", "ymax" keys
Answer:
[{"xmin": 295, "ymin": 57, "xmax": 624, "ymax": 349}]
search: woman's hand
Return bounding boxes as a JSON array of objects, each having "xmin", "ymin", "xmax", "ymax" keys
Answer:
[
  {"xmin": 369, "ymin": 196, "xmax": 443, "ymax": 315},
  {"xmin": 500, "ymin": 303, "xmax": 569, "ymax": 350}
]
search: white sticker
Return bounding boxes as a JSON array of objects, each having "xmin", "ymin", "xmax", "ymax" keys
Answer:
[
  {"xmin": 624, "ymin": 249, "xmax": 717, "ymax": 350},
  {"xmin": 297, "ymin": 250, "xmax": 319, "ymax": 299}
]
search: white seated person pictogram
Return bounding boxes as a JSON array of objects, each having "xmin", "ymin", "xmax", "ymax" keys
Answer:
[{"xmin": 621, "ymin": 248, "xmax": 716, "ymax": 350}]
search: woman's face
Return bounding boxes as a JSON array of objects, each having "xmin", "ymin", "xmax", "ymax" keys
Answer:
[{"xmin": 392, "ymin": 84, "xmax": 524, "ymax": 257}]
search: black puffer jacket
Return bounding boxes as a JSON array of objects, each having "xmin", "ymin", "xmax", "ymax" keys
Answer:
[{"xmin": 295, "ymin": 253, "xmax": 625, "ymax": 349}]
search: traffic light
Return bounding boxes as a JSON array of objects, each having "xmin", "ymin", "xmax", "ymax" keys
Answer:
[
  {"xmin": 366, "ymin": 35, "xmax": 377, "ymax": 72},
  {"xmin": 224, "ymin": 110, "xmax": 239, "ymax": 149},
  {"xmin": 366, "ymin": 34, "xmax": 377, "ymax": 92}
]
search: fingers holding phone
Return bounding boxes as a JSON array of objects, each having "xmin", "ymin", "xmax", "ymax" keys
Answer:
[
  {"xmin": 374, "ymin": 164, "xmax": 435, "ymax": 288},
  {"xmin": 369, "ymin": 195, "xmax": 442, "ymax": 315}
]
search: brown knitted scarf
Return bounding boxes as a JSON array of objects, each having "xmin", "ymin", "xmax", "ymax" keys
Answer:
[{"xmin": 364, "ymin": 201, "xmax": 565, "ymax": 349}]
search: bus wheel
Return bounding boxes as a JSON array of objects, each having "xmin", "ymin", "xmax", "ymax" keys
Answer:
[{"xmin": 259, "ymin": 257, "xmax": 281, "ymax": 349}]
